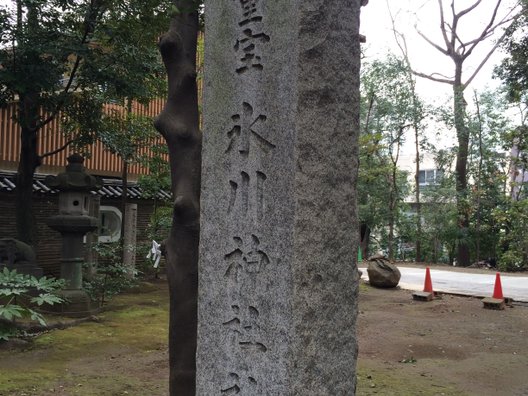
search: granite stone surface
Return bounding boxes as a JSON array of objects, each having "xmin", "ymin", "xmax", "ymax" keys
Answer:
[{"xmin": 198, "ymin": 1, "xmax": 361, "ymax": 394}]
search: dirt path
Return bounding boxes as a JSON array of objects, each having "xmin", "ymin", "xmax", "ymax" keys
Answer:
[
  {"xmin": 357, "ymin": 284, "xmax": 528, "ymax": 395},
  {"xmin": 1, "ymin": 280, "xmax": 527, "ymax": 395}
]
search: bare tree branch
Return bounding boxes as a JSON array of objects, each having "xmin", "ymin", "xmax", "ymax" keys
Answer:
[
  {"xmin": 462, "ymin": 10, "xmax": 518, "ymax": 55},
  {"xmin": 387, "ymin": 0, "xmax": 409, "ymax": 59},
  {"xmin": 436, "ymin": 0, "xmax": 451, "ymax": 54},
  {"xmin": 449, "ymin": 0, "xmax": 459, "ymax": 52},
  {"xmin": 456, "ymin": 0, "xmax": 482, "ymax": 19},
  {"xmin": 416, "ymin": 27, "xmax": 449, "ymax": 55},
  {"xmin": 388, "ymin": 2, "xmax": 453, "ymax": 85},
  {"xmin": 413, "ymin": 70, "xmax": 454, "ymax": 85},
  {"xmin": 462, "ymin": 0, "xmax": 503, "ymax": 59},
  {"xmin": 462, "ymin": 21, "xmax": 514, "ymax": 89},
  {"xmin": 40, "ymin": 139, "xmax": 74, "ymax": 159}
]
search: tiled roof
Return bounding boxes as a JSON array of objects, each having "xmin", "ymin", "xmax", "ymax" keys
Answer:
[{"xmin": 0, "ymin": 172, "xmax": 172, "ymax": 201}]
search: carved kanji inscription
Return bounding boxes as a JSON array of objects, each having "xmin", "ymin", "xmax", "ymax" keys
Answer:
[
  {"xmin": 224, "ymin": 234, "xmax": 270, "ymax": 284},
  {"xmin": 222, "ymin": 304, "xmax": 268, "ymax": 353},
  {"xmin": 226, "ymin": 102, "xmax": 275, "ymax": 155}
]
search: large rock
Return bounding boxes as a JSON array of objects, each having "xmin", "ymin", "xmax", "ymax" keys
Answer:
[
  {"xmin": 0, "ymin": 237, "xmax": 42, "ymax": 277},
  {"xmin": 367, "ymin": 259, "xmax": 401, "ymax": 288}
]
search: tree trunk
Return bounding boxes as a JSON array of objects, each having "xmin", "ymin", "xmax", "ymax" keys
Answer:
[
  {"xmin": 15, "ymin": 4, "xmax": 41, "ymax": 248},
  {"xmin": 121, "ymin": 159, "xmax": 128, "ymax": 243},
  {"xmin": 414, "ymin": 127, "xmax": 422, "ymax": 262},
  {"xmin": 154, "ymin": 4, "xmax": 201, "ymax": 395},
  {"xmin": 388, "ymin": 128, "xmax": 403, "ymax": 260},
  {"xmin": 16, "ymin": 95, "xmax": 40, "ymax": 247},
  {"xmin": 360, "ymin": 223, "xmax": 371, "ymax": 259},
  {"xmin": 474, "ymin": 92, "xmax": 484, "ymax": 264},
  {"xmin": 388, "ymin": 190, "xmax": 395, "ymax": 259},
  {"xmin": 453, "ymin": 66, "xmax": 470, "ymax": 266},
  {"xmin": 120, "ymin": 99, "xmax": 132, "ymax": 248}
]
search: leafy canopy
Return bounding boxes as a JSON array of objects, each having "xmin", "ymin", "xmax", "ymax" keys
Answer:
[{"xmin": 0, "ymin": 0, "xmax": 171, "ymax": 140}]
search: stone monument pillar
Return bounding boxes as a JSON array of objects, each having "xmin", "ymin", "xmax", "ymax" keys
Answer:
[
  {"xmin": 45, "ymin": 154, "xmax": 100, "ymax": 317},
  {"xmin": 198, "ymin": 1, "xmax": 362, "ymax": 394}
]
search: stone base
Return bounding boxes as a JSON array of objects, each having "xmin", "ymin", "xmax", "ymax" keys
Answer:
[
  {"xmin": 42, "ymin": 289, "xmax": 97, "ymax": 318},
  {"xmin": 412, "ymin": 291, "xmax": 434, "ymax": 302},
  {"xmin": 482, "ymin": 297, "xmax": 505, "ymax": 310}
]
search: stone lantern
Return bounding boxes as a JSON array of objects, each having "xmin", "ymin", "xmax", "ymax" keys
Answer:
[{"xmin": 45, "ymin": 154, "xmax": 101, "ymax": 317}]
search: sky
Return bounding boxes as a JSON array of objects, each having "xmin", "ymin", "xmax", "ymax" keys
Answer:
[
  {"xmin": 0, "ymin": 0, "xmax": 517, "ymax": 102},
  {"xmin": 361, "ymin": 0, "xmax": 520, "ymax": 100},
  {"xmin": 1, "ymin": 0, "xmax": 520, "ymax": 153},
  {"xmin": 360, "ymin": 0, "xmax": 521, "ymax": 155}
]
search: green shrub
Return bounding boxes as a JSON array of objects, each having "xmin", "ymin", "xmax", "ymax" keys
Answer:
[
  {"xmin": 495, "ymin": 199, "xmax": 528, "ymax": 271},
  {"xmin": 0, "ymin": 268, "xmax": 64, "ymax": 341},
  {"xmin": 84, "ymin": 242, "xmax": 137, "ymax": 306},
  {"xmin": 137, "ymin": 205, "xmax": 172, "ymax": 278}
]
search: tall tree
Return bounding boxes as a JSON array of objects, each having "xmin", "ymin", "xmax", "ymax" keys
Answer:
[
  {"xmin": 468, "ymin": 89, "xmax": 511, "ymax": 262},
  {"xmin": 387, "ymin": 19, "xmax": 429, "ymax": 262},
  {"xmin": 153, "ymin": 0, "xmax": 201, "ymax": 394},
  {"xmin": 0, "ymin": 0, "xmax": 170, "ymax": 247},
  {"xmin": 360, "ymin": 56, "xmax": 417, "ymax": 259},
  {"xmin": 402, "ymin": 0, "xmax": 519, "ymax": 266}
]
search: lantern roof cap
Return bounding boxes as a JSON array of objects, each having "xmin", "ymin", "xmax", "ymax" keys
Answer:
[{"xmin": 44, "ymin": 154, "xmax": 102, "ymax": 192}]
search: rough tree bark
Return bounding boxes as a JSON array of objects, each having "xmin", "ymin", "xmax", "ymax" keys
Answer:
[
  {"xmin": 414, "ymin": 127, "xmax": 422, "ymax": 262},
  {"xmin": 15, "ymin": 4, "xmax": 41, "ymax": 247},
  {"xmin": 154, "ymin": 3, "xmax": 201, "ymax": 395},
  {"xmin": 16, "ymin": 94, "xmax": 41, "ymax": 247},
  {"xmin": 360, "ymin": 223, "xmax": 371, "ymax": 259},
  {"xmin": 453, "ymin": 71, "xmax": 471, "ymax": 266},
  {"xmin": 387, "ymin": 125, "xmax": 405, "ymax": 260}
]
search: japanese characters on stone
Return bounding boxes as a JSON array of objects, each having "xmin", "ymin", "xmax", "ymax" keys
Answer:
[{"xmin": 221, "ymin": 0, "xmax": 274, "ymax": 392}]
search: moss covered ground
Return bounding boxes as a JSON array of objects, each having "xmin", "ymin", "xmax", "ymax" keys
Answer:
[
  {"xmin": 2, "ymin": 278, "xmax": 525, "ymax": 395},
  {"xmin": 0, "ymin": 282, "xmax": 170, "ymax": 395}
]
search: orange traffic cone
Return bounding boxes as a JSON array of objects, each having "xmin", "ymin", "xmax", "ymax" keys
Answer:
[
  {"xmin": 483, "ymin": 272, "xmax": 506, "ymax": 310},
  {"xmin": 423, "ymin": 267, "xmax": 434, "ymax": 294},
  {"xmin": 492, "ymin": 272, "xmax": 504, "ymax": 299},
  {"xmin": 413, "ymin": 267, "xmax": 434, "ymax": 301}
]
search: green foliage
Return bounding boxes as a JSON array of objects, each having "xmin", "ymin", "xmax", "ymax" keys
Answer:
[
  {"xmin": 0, "ymin": 0, "xmax": 173, "ymax": 246},
  {"xmin": 419, "ymin": 164, "xmax": 459, "ymax": 263},
  {"xmin": 99, "ymin": 110, "xmax": 160, "ymax": 163},
  {"xmin": 415, "ymin": 88, "xmax": 523, "ymax": 265},
  {"xmin": 495, "ymin": 2, "xmax": 528, "ymax": 102},
  {"xmin": 84, "ymin": 242, "xmax": 137, "ymax": 306},
  {"xmin": 137, "ymin": 143, "xmax": 171, "ymax": 199},
  {"xmin": 0, "ymin": 0, "xmax": 171, "ymax": 116},
  {"xmin": 0, "ymin": 0, "xmax": 171, "ymax": 190},
  {"xmin": 145, "ymin": 206, "xmax": 173, "ymax": 242},
  {"xmin": 359, "ymin": 54, "xmax": 421, "ymax": 256},
  {"xmin": 0, "ymin": 268, "xmax": 64, "ymax": 341},
  {"xmin": 137, "ymin": 205, "xmax": 173, "ymax": 277},
  {"xmin": 463, "ymin": 90, "xmax": 513, "ymax": 262},
  {"xmin": 494, "ymin": 199, "xmax": 528, "ymax": 271}
]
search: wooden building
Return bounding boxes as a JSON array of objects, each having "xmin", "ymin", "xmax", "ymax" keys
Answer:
[{"xmin": 0, "ymin": 99, "xmax": 171, "ymax": 277}]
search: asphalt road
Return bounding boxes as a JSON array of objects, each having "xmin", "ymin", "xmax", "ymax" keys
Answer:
[{"xmin": 359, "ymin": 266, "xmax": 528, "ymax": 302}]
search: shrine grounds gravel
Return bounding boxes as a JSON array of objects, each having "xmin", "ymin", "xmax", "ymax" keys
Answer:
[{"xmin": 1, "ymin": 273, "xmax": 527, "ymax": 395}]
